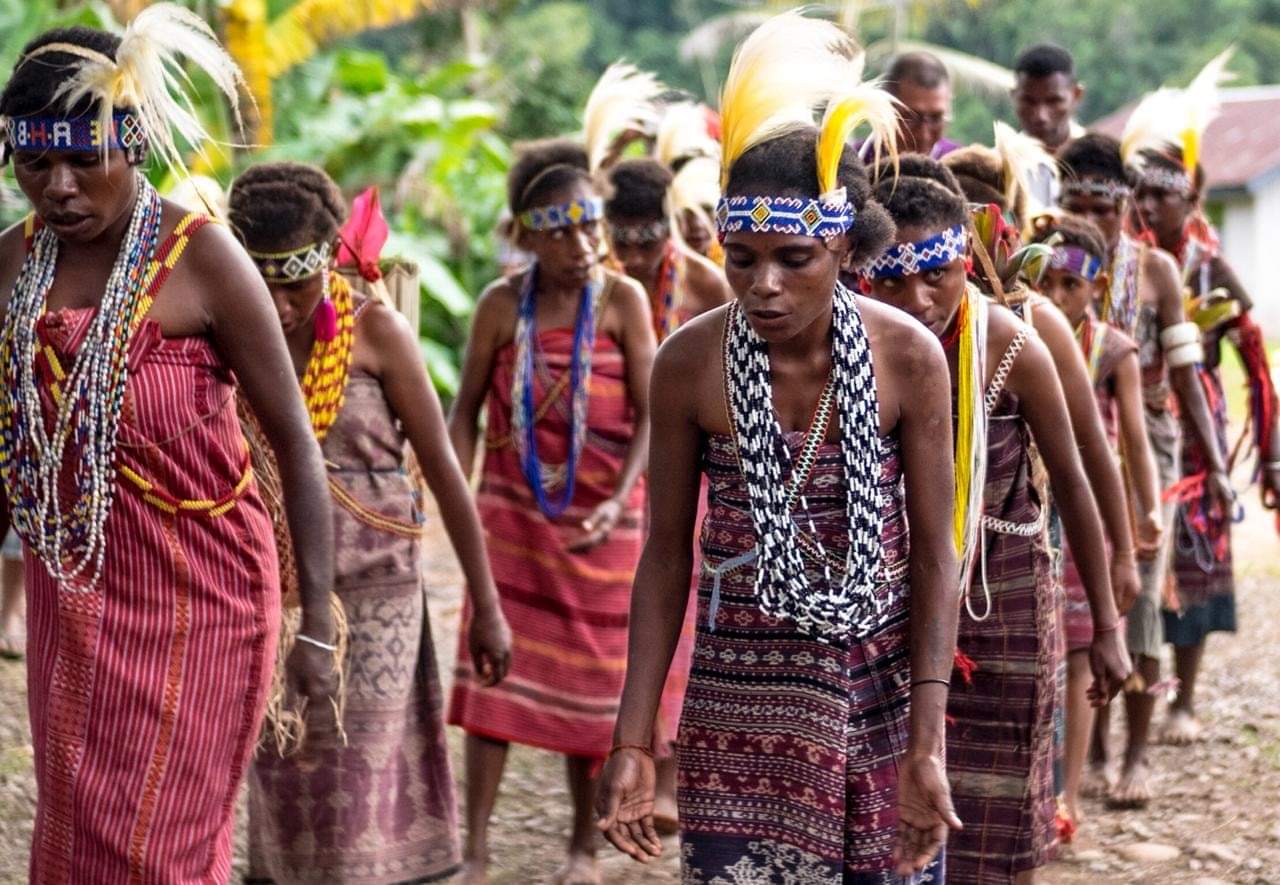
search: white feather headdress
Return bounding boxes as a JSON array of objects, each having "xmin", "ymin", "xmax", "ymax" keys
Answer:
[
  {"xmin": 993, "ymin": 120, "xmax": 1055, "ymax": 222},
  {"xmin": 582, "ymin": 61, "xmax": 663, "ymax": 173},
  {"xmin": 35, "ymin": 3, "xmax": 246, "ymax": 175},
  {"xmin": 1120, "ymin": 48, "xmax": 1234, "ymax": 178},
  {"xmin": 655, "ymin": 102, "xmax": 719, "ymax": 169}
]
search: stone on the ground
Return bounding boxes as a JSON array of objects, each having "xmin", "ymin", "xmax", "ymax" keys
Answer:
[
  {"xmin": 1116, "ymin": 842, "xmax": 1181, "ymax": 863},
  {"xmin": 1194, "ymin": 843, "xmax": 1241, "ymax": 865}
]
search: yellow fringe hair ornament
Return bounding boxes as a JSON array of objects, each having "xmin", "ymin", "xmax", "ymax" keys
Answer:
[
  {"xmin": 953, "ymin": 286, "xmax": 990, "ymax": 608},
  {"xmin": 37, "ymin": 2, "xmax": 247, "ymax": 176}
]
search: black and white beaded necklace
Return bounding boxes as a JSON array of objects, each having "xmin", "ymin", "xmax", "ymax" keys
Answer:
[{"xmin": 722, "ymin": 281, "xmax": 886, "ymax": 642}]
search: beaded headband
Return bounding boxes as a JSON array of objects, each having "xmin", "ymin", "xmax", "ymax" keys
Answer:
[
  {"xmin": 519, "ymin": 197, "xmax": 605, "ymax": 232},
  {"xmin": 1060, "ymin": 178, "xmax": 1130, "ymax": 202},
  {"xmin": 715, "ymin": 194, "xmax": 854, "ymax": 243},
  {"xmin": 862, "ymin": 224, "xmax": 967, "ymax": 279},
  {"xmin": 1049, "ymin": 245, "xmax": 1104, "ymax": 282},
  {"xmin": 248, "ymin": 242, "xmax": 333, "ymax": 282},
  {"xmin": 1133, "ymin": 165, "xmax": 1193, "ymax": 196},
  {"xmin": 608, "ymin": 219, "xmax": 669, "ymax": 246},
  {"xmin": 4, "ymin": 112, "xmax": 146, "ymax": 157}
]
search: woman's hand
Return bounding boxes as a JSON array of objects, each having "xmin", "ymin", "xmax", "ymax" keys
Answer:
[
  {"xmin": 469, "ymin": 605, "xmax": 512, "ymax": 687},
  {"xmin": 286, "ymin": 634, "xmax": 338, "ymax": 715},
  {"xmin": 1087, "ymin": 626, "xmax": 1131, "ymax": 706},
  {"xmin": 1109, "ymin": 553, "xmax": 1141, "ymax": 616},
  {"xmin": 893, "ymin": 751, "xmax": 961, "ymax": 876},
  {"xmin": 1135, "ymin": 510, "xmax": 1163, "ymax": 561},
  {"xmin": 595, "ymin": 748, "xmax": 662, "ymax": 862},
  {"xmin": 1261, "ymin": 462, "xmax": 1280, "ymax": 510},
  {"xmin": 568, "ymin": 497, "xmax": 624, "ymax": 552}
]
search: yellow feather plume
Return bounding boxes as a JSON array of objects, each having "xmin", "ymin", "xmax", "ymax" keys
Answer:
[
  {"xmin": 54, "ymin": 3, "xmax": 246, "ymax": 176},
  {"xmin": 668, "ymin": 155, "xmax": 721, "ymax": 253},
  {"xmin": 816, "ymin": 84, "xmax": 898, "ymax": 199},
  {"xmin": 1121, "ymin": 48, "xmax": 1234, "ymax": 174},
  {"xmin": 993, "ymin": 120, "xmax": 1054, "ymax": 223},
  {"xmin": 582, "ymin": 61, "xmax": 663, "ymax": 172},
  {"xmin": 655, "ymin": 102, "xmax": 719, "ymax": 169},
  {"xmin": 718, "ymin": 10, "xmax": 866, "ymax": 188}
]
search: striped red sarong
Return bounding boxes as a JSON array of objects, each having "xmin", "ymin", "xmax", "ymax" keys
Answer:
[
  {"xmin": 449, "ymin": 329, "xmax": 644, "ymax": 758},
  {"xmin": 23, "ymin": 228, "xmax": 279, "ymax": 882}
]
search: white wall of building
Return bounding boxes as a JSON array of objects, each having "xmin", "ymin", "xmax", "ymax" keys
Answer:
[{"xmin": 1215, "ymin": 180, "xmax": 1280, "ymax": 338}]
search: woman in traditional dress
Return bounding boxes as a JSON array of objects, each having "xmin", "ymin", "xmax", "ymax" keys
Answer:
[
  {"xmin": 864, "ymin": 170, "xmax": 1131, "ymax": 883},
  {"xmin": 1057, "ymin": 133, "xmax": 1231, "ymax": 807},
  {"xmin": 1128, "ymin": 138, "xmax": 1280, "ymax": 744},
  {"xmin": 0, "ymin": 8, "xmax": 336, "ymax": 881},
  {"xmin": 597, "ymin": 13, "xmax": 961, "ymax": 882},
  {"xmin": 447, "ymin": 138, "xmax": 655, "ymax": 885},
  {"xmin": 227, "ymin": 162, "xmax": 512, "ymax": 884},
  {"xmin": 1029, "ymin": 214, "xmax": 1162, "ymax": 828}
]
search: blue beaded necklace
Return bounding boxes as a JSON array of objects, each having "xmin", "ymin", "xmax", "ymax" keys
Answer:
[{"xmin": 509, "ymin": 262, "xmax": 598, "ymax": 518}]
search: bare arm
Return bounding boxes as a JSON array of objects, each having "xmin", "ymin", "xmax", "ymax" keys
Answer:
[
  {"xmin": 447, "ymin": 281, "xmax": 514, "ymax": 479},
  {"xmin": 1009, "ymin": 332, "xmax": 1129, "ymax": 700},
  {"xmin": 1150, "ymin": 252, "xmax": 1229, "ymax": 490},
  {"xmin": 571, "ymin": 277, "xmax": 657, "ymax": 550},
  {"xmin": 1030, "ymin": 298, "xmax": 1139, "ymax": 611},
  {"xmin": 1113, "ymin": 351, "xmax": 1163, "ymax": 555},
  {"xmin": 363, "ymin": 304, "xmax": 511, "ymax": 684},
  {"xmin": 596, "ymin": 320, "xmax": 710, "ymax": 861},
  {"xmin": 195, "ymin": 224, "xmax": 336, "ymax": 702}
]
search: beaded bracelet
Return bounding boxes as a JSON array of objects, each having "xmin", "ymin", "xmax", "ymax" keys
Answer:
[
  {"xmin": 297, "ymin": 633, "xmax": 338, "ymax": 653},
  {"xmin": 608, "ymin": 743, "xmax": 654, "ymax": 760}
]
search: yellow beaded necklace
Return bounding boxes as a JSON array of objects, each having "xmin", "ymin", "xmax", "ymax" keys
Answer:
[{"xmin": 301, "ymin": 273, "xmax": 355, "ymax": 442}]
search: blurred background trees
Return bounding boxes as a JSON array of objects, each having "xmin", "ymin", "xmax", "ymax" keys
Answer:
[{"xmin": 3, "ymin": 0, "xmax": 1277, "ymax": 395}]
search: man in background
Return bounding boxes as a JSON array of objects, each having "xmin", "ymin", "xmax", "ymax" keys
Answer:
[
  {"xmin": 1012, "ymin": 43, "xmax": 1086, "ymax": 206},
  {"xmin": 861, "ymin": 50, "xmax": 957, "ymax": 160}
]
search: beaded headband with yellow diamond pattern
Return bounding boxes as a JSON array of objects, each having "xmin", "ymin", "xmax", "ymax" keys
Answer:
[
  {"xmin": 714, "ymin": 195, "xmax": 854, "ymax": 243},
  {"xmin": 248, "ymin": 242, "xmax": 332, "ymax": 282},
  {"xmin": 519, "ymin": 197, "xmax": 605, "ymax": 232}
]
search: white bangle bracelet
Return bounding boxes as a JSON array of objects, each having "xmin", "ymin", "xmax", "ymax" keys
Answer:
[{"xmin": 296, "ymin": 633, "xmax": 338, "ymax": 653}]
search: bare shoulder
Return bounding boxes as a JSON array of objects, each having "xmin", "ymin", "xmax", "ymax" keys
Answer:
[
  {"xmin": 472, "ymin": 274, "xmax": 521, "ymax": 326},
  {"xmin": 355, "ymin": 297, "xmax": 414, "ymax": 347},
  {"xmin": 605, "ymin": 269, "xmax": 649, "ymax": 313},
  {"xmin": 858, "ymin": 295, "xmax": 945, "ymax": 378},
  {"xmin": 1141, "ymin": 245, "xmax": 1180, "ymax": 285},
  {"xmin": 0, "ymin": 219, "xmax": 30, "ymax": 310},
  {"xmin": 986, "ymin": 300, "xmax": 1031, "ymax": 353},
  {"xmin": 656, "ymin": 302, "xmax": 726, "ymax": 375},
  {"xmin": 1025, "ymin": 294, "xmax": 1073, "ymax": 342},
  {"xmin": 682, "ymin": 247, "xmax": 726, "ymax": 291}
]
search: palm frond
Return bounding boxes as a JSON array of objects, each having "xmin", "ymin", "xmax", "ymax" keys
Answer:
[
  {"xmin": 263, "ymin": 0, "xmax": 439, "ymax": 79},
  {"xmin": 868, "ymin": 39, "xmax": 1015, "ymax": 97}
]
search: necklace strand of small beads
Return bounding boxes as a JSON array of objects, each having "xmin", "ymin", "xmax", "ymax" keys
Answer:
[
  {"xmin": 722, "ymin": 282, "xmax": 885, "ymax": 642},
  {"xmin": 300, "ymin": 270, "xmax": 355, "ymax": 442},
  {"xmin": 0, "ymin": 178, "xmax": 162, "ymax": 590}
]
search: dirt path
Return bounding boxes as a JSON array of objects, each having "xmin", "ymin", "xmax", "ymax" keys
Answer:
[{"xmin": 1, "ymin": 485, "xmax": 1276, "ymax": 883}]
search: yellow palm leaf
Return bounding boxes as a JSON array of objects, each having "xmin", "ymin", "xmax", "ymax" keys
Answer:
[
  {"xmin": 264, "ymin": 0, "xmax": 438, "ymax": 79},
  {"xmin": 225, "ymin": 0, "xmax": 273, "ymax": 143}
]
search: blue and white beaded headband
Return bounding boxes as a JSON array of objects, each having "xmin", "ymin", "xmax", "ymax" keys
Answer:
[
  {"xmin": 248, "ymin": 242, "xmax": 333, "ymax": 282},
  {"xmin": 519, "ymin": 197, "xmax": 605, "ymax": 232},
  {"xmin": 4, "ymin": 112, "xmax": 146, "ymax": 155},
  {"xmin": 1049, "ymin": 245, "xmax": 1104, "ymax": 282},
  {"xmin": 715, "ymin": 195, "xmax": 855, "ymax": 243},
  {"xmin": 861, "ymin": 224, "xmax": 967, "ymax": 280},
  {"xmin": 1060, "ymin": 178, "xmax": 1130, "ymax": 202},
  {"xmin": 608, "ymin": 219, "xmax": 669, "ymax": 246}
]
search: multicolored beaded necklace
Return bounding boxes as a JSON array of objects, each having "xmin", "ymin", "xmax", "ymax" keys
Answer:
[
  {"xmin": 1074, "ymin": 314, "xmax": 1107, "ymax": 384},
  {"xmin": 0, "ymin": 178, "xmax": 162, "ymax": 590},
  {"xmin": 1101, "ymin": 233, "xmax": 1140, "ymax": 335},
  {"xmin": 510, "ymin": 262, "xmax": 599, "ymax": 518},
  {"xmin": 300, "ymin": 271, "xmax": 355, "ymax": 442},
  {"xmin": 651, "ymin": 242, "xmax": 680, "ymax": 341}
]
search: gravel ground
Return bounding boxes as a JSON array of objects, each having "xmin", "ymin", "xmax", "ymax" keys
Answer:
[{"xmin": 1, "ymin": 478, "xmax": 1277, "ymax": 884}]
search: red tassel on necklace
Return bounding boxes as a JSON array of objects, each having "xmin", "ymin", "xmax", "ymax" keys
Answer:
[{"xmin": 314, "ymin": 296, "xmax": 338, "ymax": 342}]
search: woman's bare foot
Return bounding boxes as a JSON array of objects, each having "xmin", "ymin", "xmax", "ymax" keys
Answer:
[
  {"xmin": 0, "ymin": 629, "xmax": 24, "ymax": 661},
  {"xmin": 1107, "ymin": 758, "xmax": 1153, "ymax": 809},
  {"xmin": 1080, "ymin": 760, "xmax": 1115, "ymax": 799},
  {"xmin": 459, "ymin": 858, "xmax": 490, "ymax": 885},
  {"xmin": 550, "ymin": 852, "xmax": 601, "ymax": 885},
  {"xmin": 1158, "ymin": 709, "xmax": 1204, "ymax": 745}
]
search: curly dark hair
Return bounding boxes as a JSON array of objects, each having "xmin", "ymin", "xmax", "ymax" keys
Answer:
[
  {"xmin": 942, "ymin": 145, "xmax": 1008, "ymax": 207},
  {"xmin": 0, "ymin": 27, "xmax": 122, "ymax": 119},
  {"xmin": 605, "ymin": 158, "xmax": 672, "ymax": 221},
  {"xmin": 1057, "ymin": 133, "xmax": 1127, "ymax": 186},
  {"xmin": 873, "ymin": 174, "xmax": 968, "ymax": 233},
  {"xmin": 875, "ymin": 153, "xmax": 962, "ymax": 195},
  {"xmin": 1028, "ymin": 211, "xmax": 1108, "ymax": 260},
  {"xmin": 228, "ymin": 162, "xmax": 346, "ymax": 253},
  {"xmin": 725, "ymin": 128, "xmax": 895, "ymax": 264},
  {"xmin": 507, "ymin": 138, "xmax": 594, "ymax": 215}
]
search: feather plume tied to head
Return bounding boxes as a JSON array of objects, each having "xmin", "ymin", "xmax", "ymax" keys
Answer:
[
  {"xmin": 668, "ymin": 155, "xmax": 721, "ymax": 249},
  {"xmin": 718, "ymin": 10, "xmax": 867, "ymax": 188},
  {"xmin": 1121, "ymin": 47, "xmax": 1234, "ymax": 175},
  {"xmin": 582, "ymin": 61, "xmax": 663, "ymax": 173},
  {"xmin": 993, "ymin": 120, "xmax": 1053, "ymax": 223},
  {"xmin": 816, "ymin": 83, "xmax": 898, "ymax": 200},
  {"xmin": 655, "ymin": 102, "xmax": 719, "ymax": 170},
  {"xmin": 54, "ymin": 2, "xmax": 247, "ymax": 176}
]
